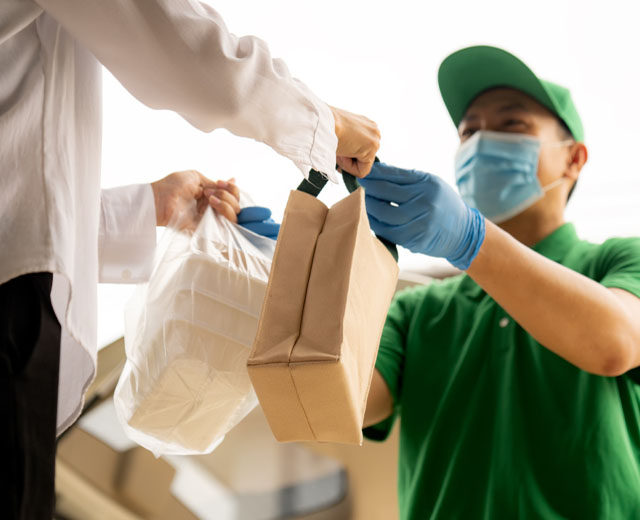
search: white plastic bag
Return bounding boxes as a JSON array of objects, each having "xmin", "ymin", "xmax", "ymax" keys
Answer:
[{"xmin": 114, "ymin": 207, "xmax": 275, "ymax": 456}]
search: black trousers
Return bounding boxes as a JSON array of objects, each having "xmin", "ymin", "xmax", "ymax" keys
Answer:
[{"xmin": 0, "ymin": 273, "xmax": 61, "ymax": 520}]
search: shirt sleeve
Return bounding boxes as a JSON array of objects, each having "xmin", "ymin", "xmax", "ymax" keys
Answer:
[
  {"xmin": 598, "ymin": 237, "xmax": 640, "ymax": 299},
  {"xmin": 34, "ymin": 0, "xmax": 338, "ymax": 181},
  {"xmin": 363, "ymin": 287, "xmax": 420, "ymax": 441},
  {"xmin": 99, "ymin": 184, "xmax": 157, "ymax": 284}
]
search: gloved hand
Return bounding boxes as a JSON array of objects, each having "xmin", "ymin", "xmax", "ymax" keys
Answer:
[
  {"xmin": 358, "ymin": 162, "xmax": 485, "ymax": 270},
  {"xmin": 237, "ymin": 206, "xmax": 280, "ymax": 240}
]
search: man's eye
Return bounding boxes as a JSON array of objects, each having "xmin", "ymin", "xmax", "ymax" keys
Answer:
[
  {"xmin": 504, "ymin": 119, "xmax": 525, "ymax": 127},
  {"xmin": 461, "ymin": 128, "xmax": 477, "ymax": 137}
]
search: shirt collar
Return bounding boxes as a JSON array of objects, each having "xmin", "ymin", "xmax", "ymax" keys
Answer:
[{"xmin": 531, "ymin": 223, "xmax": 580, "ymax": 262}]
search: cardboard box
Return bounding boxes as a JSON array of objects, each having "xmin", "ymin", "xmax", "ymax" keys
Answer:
[
  {"xmin": 57, "ymin": 428, "xmax": 179, "ymax": 518},
  {"xmin": 115, "ymin": 446, "xmax": 176, "ymax": 517}
]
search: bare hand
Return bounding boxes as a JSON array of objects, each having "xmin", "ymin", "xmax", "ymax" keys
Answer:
[
  {"xmin": 203, "ymin": 179, "xmax": 240, "ymax": 223},
  {"xmin": 150, "ymin": 170, "xmax": 240, "ymax": 229},
  {"xmin": 329, "ymin": 106, "xmax": 381, "ymax": 177}
]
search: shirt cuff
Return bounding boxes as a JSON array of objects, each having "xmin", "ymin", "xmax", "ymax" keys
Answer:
[
  {"xmin": 99, "ymin": 184, "xmax": 157, "ymax": 283},
  {"xmin": 290, "ymin": 80, "xmax": 339, "ymax": 183}
]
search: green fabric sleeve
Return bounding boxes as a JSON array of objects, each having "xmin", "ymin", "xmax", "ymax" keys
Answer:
[{"xmin": 598, "ymin": 237, "xmax": 640, "ymax": 299}]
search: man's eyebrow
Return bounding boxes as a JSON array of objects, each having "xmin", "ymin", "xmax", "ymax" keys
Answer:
[
  {"xmin": 461, "ymin": 113, "xmax": 480, "ymax": 123},
  {"xmin": 497, "ymin": 101, "xmax": 528, "ymax": 113}
]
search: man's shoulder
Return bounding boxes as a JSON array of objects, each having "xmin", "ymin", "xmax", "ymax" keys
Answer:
[
  {"xmin": 564, "ymin": 231, "xmax": 640, "ymax": 282},
  {"xmin": 569, "ymin": 233, "xmax": 640, "ymax": 263},
  {"xmin": 599, "ymin": 235, "xmax": 640, "ymax": 252}
]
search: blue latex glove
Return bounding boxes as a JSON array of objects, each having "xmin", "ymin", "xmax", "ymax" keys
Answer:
[
  {"xmin": 237, "ymin": 206, "xmax": 280, "ymax": 240},
  {"xmin": 358, "ymin": 162, "xmax": 485, "ymax": 270}
]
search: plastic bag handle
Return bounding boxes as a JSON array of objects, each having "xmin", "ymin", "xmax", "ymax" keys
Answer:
[{"xmin": 296, "ymin": 158, "xmax": 399, "ymax": 262}]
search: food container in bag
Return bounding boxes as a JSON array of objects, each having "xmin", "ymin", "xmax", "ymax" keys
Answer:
[{"xmin": 114, "ymin": 208, "xmax": 274, "ymax": 455}]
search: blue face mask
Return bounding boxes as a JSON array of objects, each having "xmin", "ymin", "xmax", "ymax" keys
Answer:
[{"xmin": 454, "ymin": 131, "xmax": 566, "ymax": 223}]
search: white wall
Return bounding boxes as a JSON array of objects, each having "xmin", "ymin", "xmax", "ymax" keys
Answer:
[{"xmin": 98, "ymin": 0, "xmax": 640, "ymax": 346}]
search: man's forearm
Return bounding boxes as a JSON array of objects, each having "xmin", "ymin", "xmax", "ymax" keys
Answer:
[
  {"xmin": 466, "ymin": 221, "xmax": 640, "ymax": 376},
  {"xmin": 363, "ymin": 369, "xmax": 394, "ymax": 428}
]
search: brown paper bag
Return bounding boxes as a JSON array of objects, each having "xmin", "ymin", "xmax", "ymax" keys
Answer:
[{"xmin": 247, "ymin": 172, "xmax": 399, "ymax": 445}]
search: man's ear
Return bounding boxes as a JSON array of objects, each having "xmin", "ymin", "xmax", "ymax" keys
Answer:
[{"xmin": 565, "ymin": 142, "xmax": 588, "ymax": 182}]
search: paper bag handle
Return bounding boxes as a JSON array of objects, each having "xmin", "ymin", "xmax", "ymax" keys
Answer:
[{"xmin": 297, "ymin": 158, "xmax": 399, "ymax": 262}]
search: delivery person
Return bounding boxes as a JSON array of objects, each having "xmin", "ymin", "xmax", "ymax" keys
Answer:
[
  {"xmin": 360, "ymin": 46, "xmax": 640, "ymax": 518},
  {"xmin": 0, "ymin": 1, "xmax": 380, "ymax": 518}
]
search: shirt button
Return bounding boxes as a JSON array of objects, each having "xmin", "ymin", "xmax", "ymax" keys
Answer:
[
  {"xmin": 499, "ymin": 317, "xmax": 509, "ymax": 328},
  {"xmin": 122, "ymin": 269, "xmax": 132, "ymax": 281}
]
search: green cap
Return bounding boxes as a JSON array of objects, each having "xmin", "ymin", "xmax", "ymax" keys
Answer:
[{"xmin": 438, "ymin": 45, "xmax": 584, "ymax": 142}]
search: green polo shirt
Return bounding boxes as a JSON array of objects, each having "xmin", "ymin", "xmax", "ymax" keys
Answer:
[{"xmin": 365, "ymin": 223, "xmax": 640, "ymax": 519}]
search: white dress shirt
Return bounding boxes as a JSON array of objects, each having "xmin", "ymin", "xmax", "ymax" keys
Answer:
[{"xmin": 0, "ymin": 0, "xmax": 337, "ymax": 434}]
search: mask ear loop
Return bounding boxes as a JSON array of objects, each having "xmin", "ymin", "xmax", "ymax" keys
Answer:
[
  {"xmin": 540, "ymin": 138, "xmax": 577, "ymax": 192},
  {"xmin": 541, "ymin": 176, "xmax": 566, "ymax": 193}
]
